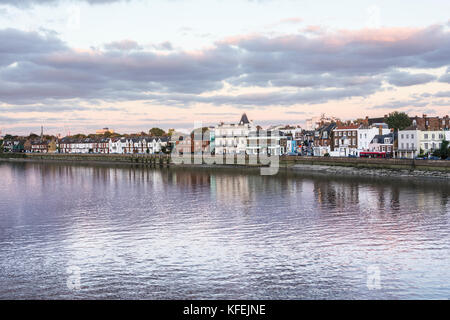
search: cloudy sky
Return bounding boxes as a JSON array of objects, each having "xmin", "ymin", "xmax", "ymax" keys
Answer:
[{"xmin": 0, "ymin": 0, "xmax": 449, "ymax": 135}]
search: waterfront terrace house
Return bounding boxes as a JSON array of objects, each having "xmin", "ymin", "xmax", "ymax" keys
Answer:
[
  {"xmin": 109, "ymin": 137, "xmax": 127, "ymax": 154},
  {"xmin": 94, "ymin": 138, "xmax": 110, "ymax": 153},
  {"xmin": 214, "ymin": 113, "xmax": 257, "ymax": 155},
  {"xmin": 246, "ymin": 130, "xmax": 287, "ymax": 156},
  {"xmin": 144, "ymin": 136, "xmax": 168, "ymax": 154},
  {"xmin": 333, "ymin": 124, "xmax": 359, "ymax": 156},
  {"xmin": 114, "ymin": 136, "xmax": 169, "ymax": 154},
  {"xmin": 175, "ymin": 131, "xmax": 210, "ymax": 155},
  {"xmin": 368, "ymin": 132, "xmax": 395, "ymax": 156},
  {"xmin": 313, "ymin": 123, "xmax": 336, "ymax": 148},
  {"xmin": 124, "ymin": 137, "xmax": 145, "ymax": 154},
  {"xmin": 60, "ymin": 137, "xmax": 95, "ymax": 153},
  {"xmin": 396, "ymin": 128, "xmax": 448, "ymax": 159},
  {"xmin": 59, "ymin": 137, "xmax": 72, "ymax": 153},
  {"xmin": 357, "ymin": 123, "xmax": 391, "ymax": 151},
  {"xmin": 2, "ymin": 140, "xmax": 14, "ymax": 152},
  {"xmin": 31, "ymin": 140, "xmax": 48, "ymax": 153},
  {"xmin": 3, "ymin": 139, "xmax": 24, "ymax": 152}
]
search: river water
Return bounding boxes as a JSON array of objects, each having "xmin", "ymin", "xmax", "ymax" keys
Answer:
[{"xmin": 0, "ymin": 161, "xmax": 449, "ymax": 299}]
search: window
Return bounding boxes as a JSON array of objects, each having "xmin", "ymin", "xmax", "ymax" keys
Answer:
[
  {"xmin": 406, "ymin": 143, "xmax": 409, "ymax": 149},
  {"xmin": 401, "ymin": 134, "xmax": 404, "ymax": 139},
  {"xmin": 406, "ymin": 134, "xmax": 409, "ymax": 139},
  {"xmin": 432, "ymin": 134, "xmax": 435, "ymax": 139},
  {"xmin": 424, "ymin": 134, "xmax": 428, "ymax": 139},
  {"xmin": 411, "ymin": 134, "xmax": 414, "ymax": 139},
  {"xmin": 401, "ymin": 143, "xmax": 404, "ymax": 149},
  {"xmin": 425, "ymin": 143, "xmax": 428, "ymax": 149}
]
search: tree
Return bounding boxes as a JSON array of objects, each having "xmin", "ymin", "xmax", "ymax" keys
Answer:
[
  {"xmin": 149, "ymin": 127, "xmax": 166, "ymax": 137},
  {"xmin": 386, "ymin": 111, "xmax": 412, "ymax": 132},
  {"xmin": 433, "ymin": 140, "xmax": 449, "ymax": 159}
]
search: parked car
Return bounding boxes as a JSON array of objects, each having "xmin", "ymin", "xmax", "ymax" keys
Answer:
[{"xmin": 428, "ymin": 156, "xmax": 440, "ymax": 160}]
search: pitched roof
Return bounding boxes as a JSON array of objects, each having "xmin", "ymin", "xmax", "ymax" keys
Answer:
[
  {"xmin": 335, "ymin": 124, "xmax": 360, "ymax": 130},
  {"xmin": 372, "ymin": 133, "xmax": 394, "ymax": 144},
  {"xmin": 239, "ymin": 113, "xmax": 250, "ymax": 125}
]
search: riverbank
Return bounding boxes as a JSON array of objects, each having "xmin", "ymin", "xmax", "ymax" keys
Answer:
[{"xmin": 1, "ymin": 152, "xmax": 449, "ymax": 181}]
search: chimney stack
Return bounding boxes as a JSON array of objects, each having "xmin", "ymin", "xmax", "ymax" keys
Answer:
[{"xmin": 379, "ymin": 125, "xmax": 382, "ymax": 136}]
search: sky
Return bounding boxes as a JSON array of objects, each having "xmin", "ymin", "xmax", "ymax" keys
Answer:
[{"xmin": 0, "ymin": 0, "xmax": 449, "ymax": 135}]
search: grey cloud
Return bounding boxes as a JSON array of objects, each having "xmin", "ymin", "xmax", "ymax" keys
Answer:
[
  {"xmin": 371, "ymin": 100, "xmax": 429, "ymax": 110},
  {"xmin": 439, "ymin": 68, "xmax": 450, "ymax": 83},
  {"xmin": 386, "ymin": 71, "xmax": 437, "ymax": 87},
  {"xmin": 0, "ymin": 28, "xmax": 66, "ymax": 67},
  {"xmin": 433, "ymin": 91, "xmax": 450, "ymax": 98},
  {"xmin": 0, "ymin": 105, "xmax": 88, "ymax": 113},
  {"xmin": 140, "ymin": 85, "xmax": 379, "ymax": 107},
  {"xmin": 0, "ymin": 23, "xmax": 450, "ymax": 109}
]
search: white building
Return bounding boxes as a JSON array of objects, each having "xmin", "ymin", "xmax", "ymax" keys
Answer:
[
  {"xmin": 109, "ymin": 138, "xmax": 127, "ymax": 154},
  {"xmin": 246, "ymin": 131, "xmax": 287, "ymax": 156},
  {"xmin": 214, "ymin": 113, "xmax": 257, "ymax": 155},
  {"xmin": 109, "ymin": 137, "xmax": 168, "ymax": 154},
  {"xmin": 396, "ymin": 129, "xmax": 448, "ymax": 158},
  {"xmin": 358, "ymin": 123, "xmax": 390, "ymax": 151}
]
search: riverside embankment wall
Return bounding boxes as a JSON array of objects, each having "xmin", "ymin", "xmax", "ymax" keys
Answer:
[{"xmin": 1, "ymin": 153, "xmax": 449, "ymax": 173}]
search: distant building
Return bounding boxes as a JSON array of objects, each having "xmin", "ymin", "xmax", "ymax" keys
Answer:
[
  {"xmin": 96, "ymin": 127, "xmax": 114, "ymax": 135},
  {"xmin": 366, "ymin": 114, "xmax": 450, "ymax": 131},
  {"xmin": 213, "ymin": 113, "xmax": 257, "ymax": 155},
  {"xmin": 333, "ymin": 124, "xmax": 359, "ymax": 156}
]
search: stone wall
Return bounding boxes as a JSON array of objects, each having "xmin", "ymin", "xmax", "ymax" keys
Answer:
[{"xmin": 1, "ymin": 153, "xmax": 449, "ymax": 173}]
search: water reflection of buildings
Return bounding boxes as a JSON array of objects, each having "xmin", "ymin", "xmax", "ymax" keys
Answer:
[
  {"xmin": 313, "ymin": 179, "xmax": 360, "ymax": 210},
  {"xmin": 312, "ymin": 176, "xmax": 449, "ymax": 218},
  {"xmin": 11, "ymin": 162, "xmax": 450, "ymax": 220}
]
